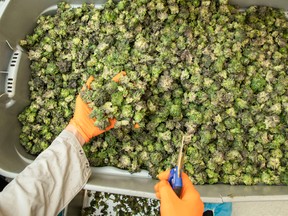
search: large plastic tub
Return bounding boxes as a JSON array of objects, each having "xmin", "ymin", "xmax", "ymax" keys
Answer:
[{"xmin": 0, "ymin": 0, "xmax": 288, "ymax": 203}]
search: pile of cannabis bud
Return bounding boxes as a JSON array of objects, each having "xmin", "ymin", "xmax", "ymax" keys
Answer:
[
  {"xmin": 83, "ymin": 191, "xmax": 159, "ymax": 215},
  {"xmin": 19, "ymin": 0, "xmax": 288, "ymax": 185}
]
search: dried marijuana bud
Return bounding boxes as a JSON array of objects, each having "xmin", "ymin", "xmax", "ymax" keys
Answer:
[{"xmin": 19, "ymin": 0, "xmax": 288, "ymax": 185}]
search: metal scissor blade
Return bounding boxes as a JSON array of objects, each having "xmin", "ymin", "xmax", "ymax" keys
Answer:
[{"xmin": 176, "ymin": 136, "xmax": 186, "ymax": 177}]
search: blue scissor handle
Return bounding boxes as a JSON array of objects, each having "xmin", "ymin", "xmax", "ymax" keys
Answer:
[{"xmin": 168, "ymin": 166, "xmax": 183, "ymax": 198}]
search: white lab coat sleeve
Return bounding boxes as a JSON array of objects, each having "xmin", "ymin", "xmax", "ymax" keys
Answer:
[{"xmin": 0, "ymin": 130, "xmax": 92, "ymax": 216}]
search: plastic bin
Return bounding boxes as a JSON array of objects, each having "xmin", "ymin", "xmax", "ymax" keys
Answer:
[{"xmin": 0, "ymin": 0, "xmax": 288, "ymax": 203}]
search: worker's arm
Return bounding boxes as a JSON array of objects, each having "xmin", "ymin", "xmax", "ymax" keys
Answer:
[
  {"xmin": 0, "ymin": 126, "xmax": 91, "ymax": 216},
  {"xmin": 154, "ymin": 170, "xmax": 204, "ymax": 216},
  {"xmin": 0, "ymin": 76, "xmax": 117, "ymax": 216}
]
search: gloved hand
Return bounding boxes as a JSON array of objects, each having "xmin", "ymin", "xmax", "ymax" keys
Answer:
[
  {"xmin": 70, "ymin": 72, "xmax": 126, "ymax": 143},
  {"xmin": 154, "ymin": 170, "xmax": 204, "ymax": 216}
]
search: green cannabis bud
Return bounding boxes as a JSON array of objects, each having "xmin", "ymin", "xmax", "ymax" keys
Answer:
[{"xmin": 19, "ymin": 0, "xmax": 288, "ymax": 186}]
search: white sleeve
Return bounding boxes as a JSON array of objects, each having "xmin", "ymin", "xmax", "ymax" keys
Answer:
[{"xmin": 0, "ymin": 130, "xmax": 92, "ymax": 216}]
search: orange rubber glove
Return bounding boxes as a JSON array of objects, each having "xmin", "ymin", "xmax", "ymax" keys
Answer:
[
  {"xmin": 154, "ymin": 170, "xmax": 204, "ymax": 216},
  {"xmin": 112, "ymin": 71, "xmax": 126, "ymax": 82},
  {"xmin": 70, "ymin": 72, "xmax": 126, "ymax": 143}
]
